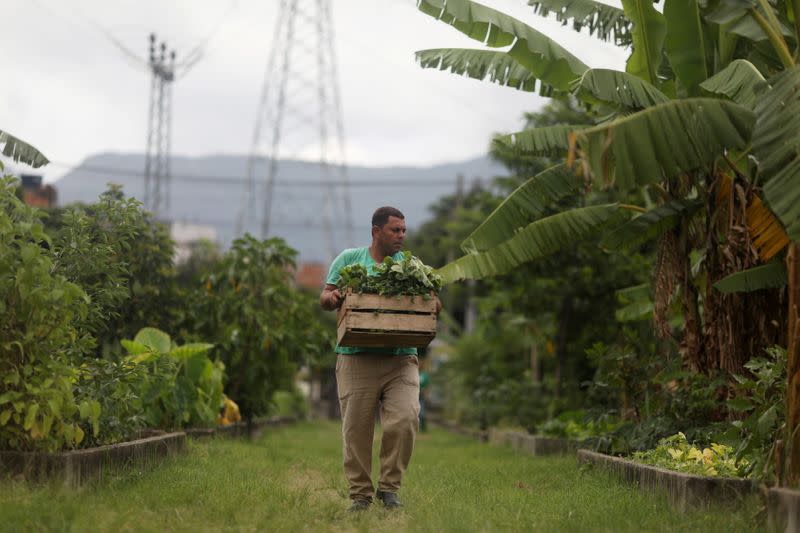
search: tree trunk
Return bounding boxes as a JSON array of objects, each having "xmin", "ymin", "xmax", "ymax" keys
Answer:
[
  {"xmin": 786, "ymin": 244, "xmax": 800, "ymax": 485},
  {"xmin": 554, "ymin": 296, "xmax": 572, "ymax": 399}
]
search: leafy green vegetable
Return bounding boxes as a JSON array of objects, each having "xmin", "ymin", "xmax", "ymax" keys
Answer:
[
  {"xmin": 338, "ymin": 251, "xmax": 442, "ymax": 297},
  {"xmin": 632, "ymin": 432, "xmax": 749, "ymax": 478}
]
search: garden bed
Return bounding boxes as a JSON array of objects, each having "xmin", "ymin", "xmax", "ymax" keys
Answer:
[
  {"xmin": 428, "ymin": 415, "xmax": 488, "ymax": 442},
  {"xmin": 0, "ymin": 431, "xmax": 186, "ymax": 487},
  {"xmin": 488, "ymin": 428, "xmax": 582, "ymax": 456},
  {"xmin": 767, "ymin": 486, "xmax": 800, "ymax": 531},
  {"xmin": 577, "ymin": 450, "xmax": 755, "ymax": 512}
]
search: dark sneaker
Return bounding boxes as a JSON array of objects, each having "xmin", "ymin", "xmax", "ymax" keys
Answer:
[
  {"xmin": 376, "ymin": 490, "xmax": 403, "ymax": 509},
  {"xmin": 347, "ymin": 499, "xmax": 372, "ymax": 512}
]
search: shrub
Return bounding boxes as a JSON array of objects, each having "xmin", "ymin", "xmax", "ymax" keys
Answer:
[
  {"xmin": 191, "ymin": 235, "xmax": 331, "ymax": 419},
  {"xmin": 0, "ymin": 176, "xmax": 94, "ymax": 451}
]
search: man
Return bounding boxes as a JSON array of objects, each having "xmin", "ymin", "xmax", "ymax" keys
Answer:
[{"xmin": 320, "ymin": 206, "xmax": 439, "ymax": 512}]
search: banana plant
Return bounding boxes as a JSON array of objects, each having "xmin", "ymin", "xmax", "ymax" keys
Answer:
[
  {"xmin": 415, "ymin": 0, "xmax": 800, "ymax": 481},
  {"xmin": 0, "ymin": 128, "xmax": 49, "ymax": 168}
]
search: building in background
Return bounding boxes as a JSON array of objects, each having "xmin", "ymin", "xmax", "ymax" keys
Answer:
[
  {"xmin": 20, "ymin": 174, "xmax": 57, "ymax": 208},
  {"xmin": 170, "ymin": 221, "xmax": 218, "ymax": 265},
  {"xmin": 294, "ymin": 262, "xmax": 326, "ymax": 291}
]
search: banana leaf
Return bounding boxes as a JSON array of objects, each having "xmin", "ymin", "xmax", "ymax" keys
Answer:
[
  {"xmin": 713, "ymin": 261, "xmax": 788, "ymax": 293},
  {"xmin": 461, "ymin": 164, "xmax": 584, "ymax": 253},
  {"xmin": 699, "ymin": 59, "xmax": 765, "ymax": 108},
  {"xmin": 415, "ymin": 48, "xmax": 546, "ymax": 93},
  {"xmin": 527, "ymin": 0, "xmax": 632, "ymax": 45},
  {"xmin": 755, "ymin": 66, "xmax": 800, "ymax": 241},
  {"xmin": 573, "ymin": 68, "xmax": 670, "ymax": 109},
  {"xmin": 437, "ymin": 204, "xmax": 621, "ymax": 283},
  {"xmin": 571, "ymin": 98, "xmax": 755, "ymax": 190},
  {"xmin": 0, "ymin": 129, "xmax": 49, "ymax": 168},
  {"xmin": 417, "ymin": 0, "xmax": 588, "ymax": 91}
]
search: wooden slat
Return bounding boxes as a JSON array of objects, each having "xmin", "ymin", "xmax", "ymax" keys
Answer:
[
  {"xmin": 344, "ymin": 312, "xmax": 435, "ymax": 333},
  {"xmin": 337, "ymin": 310, "xmax": 437, "ymax": 349},
  {"xmin": 338, "ymin": 330, "xmax": 436, "ymax": 349},
  {"xmin": 342, "ymin": 290, "xmax": 437, "ymax": 313}
]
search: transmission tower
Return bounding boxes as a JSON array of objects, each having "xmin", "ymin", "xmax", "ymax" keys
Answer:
[
  {"xmin": 144, "ymin": 33, "xmax": 176, "ymax": 220},
  {"xmin": 237, "ymin": 0, "xmax": 353, "ymax": 260}
]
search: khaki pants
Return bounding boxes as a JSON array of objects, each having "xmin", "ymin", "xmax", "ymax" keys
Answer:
[{"xmin": 335, "ymin": 354, "xmax": 420, "ymax": 502}]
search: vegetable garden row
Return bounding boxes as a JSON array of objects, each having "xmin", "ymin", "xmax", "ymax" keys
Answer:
[{"xmin": 0, "ymin": 162, "xmax": 330, "ymax": 458}]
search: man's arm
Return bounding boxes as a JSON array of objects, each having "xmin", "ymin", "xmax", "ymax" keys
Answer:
[{"xmin": 319, "ymin": 283, "xmax": 343, "ymax": 311}]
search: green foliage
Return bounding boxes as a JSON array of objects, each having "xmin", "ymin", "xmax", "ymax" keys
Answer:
[
  {"xmin": 121, "ymin": 327, "xmax": 223, "ymax": 429},
  {"xmin": 192, "ymin": 234, "xmax": 332, "ymax": 419},
  {"xmin": 46, "ymin": 186, "xmax": 182, "ymax": 354},
  {"xmin": 270, "ymin": 388, "xmax": 309, "ymax": 420},
  {"xmin": 47, "ymin": 187, "xmax": 143, "ymax": 347},
  {"xmin": 632, "ymin": 432, "xmax": 749, "ymax": 478},
  {"xmin": 72, "ymin": 358, "xmax": 148, "ymax": 446},
  {"xmin": 0, "ymin": 176, "xmax": 91, "ymax": 451},
  {"xmin": 338, "ymin": 251, "xmax": 442, "ymax": 296},
  {"xmin": 723, "ymin": 346, "xmax": 786, "ymax": 481},
  {"xmin": 537, "ymin": 410, "xmax": 620, "ymax": 439}
]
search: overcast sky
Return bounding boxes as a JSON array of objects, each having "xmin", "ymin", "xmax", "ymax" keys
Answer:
[{"xmin": 3, "ymin": 0, "xmax": 627, "ymax": 183}]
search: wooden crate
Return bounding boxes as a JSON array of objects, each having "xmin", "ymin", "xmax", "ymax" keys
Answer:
[{"xmin": 337, "ymin": 290, "xmax": 437, "ymax": 349}]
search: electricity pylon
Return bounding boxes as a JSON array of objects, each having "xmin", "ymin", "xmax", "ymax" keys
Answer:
[
  {"xmin": 144, "ymin": 33, "xmax": 176, "ymax": 220},
  {"xmin": 237, "ymin": 0, "xmax": 353, "ymax": 260}
]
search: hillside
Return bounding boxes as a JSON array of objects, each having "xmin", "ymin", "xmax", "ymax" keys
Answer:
[{"xmin": 54, "ymin": 153, "xmax": 505, "ymax": 262}]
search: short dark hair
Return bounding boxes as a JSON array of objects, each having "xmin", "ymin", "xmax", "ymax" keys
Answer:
[{"xmin": 372, "ymin": 206, "xmax": 404, "ymax": 227}]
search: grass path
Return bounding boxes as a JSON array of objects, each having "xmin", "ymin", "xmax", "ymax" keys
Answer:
[{"xmin": 0, "ymin": 421, "xmax": 763, "ymax": 532}]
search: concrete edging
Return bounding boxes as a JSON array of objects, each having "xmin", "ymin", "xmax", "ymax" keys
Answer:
[
  {"xmin": 577, "ymin": 449, "xmax": 755, "ymax": 512},
  {"xmin": 0, "ymin": 431, "xmax": 186, "ymax": 487},
  {"xmin": 767, "ymin": 486, "xmax": 800, "ymax": 531},
  {"xmin": 488, "ymin": 428, "xmax": 581, "ymax": 456}
]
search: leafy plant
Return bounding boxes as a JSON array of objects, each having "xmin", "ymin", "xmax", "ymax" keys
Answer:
[
  {"xmin": 632, "ymin": 432, "xmax": 749, "ymax": 478},
  {"xmin": 191, "ymin": 235, "xmax": 332, "ymax": 419},
  {"xmin": 72, "ymin": 358, "xmax": 148, "ymax": 446},
  {"xmin": 122, "ymin": 327, "xmax": 223, "ymax": 429},
  {"xmin": 0, "ymin": 174, "xmax": 93, "ymax": 451},
  {"xmin": 722, "ymin": 346, "xmax": 786, "ymax": 481},
  {"xmin": 338, "ymin": 251, "xmax": 442, "ymax": 296},
  {"xmin": 538, "ymin": 411, "xmax": 620, "ymax": 440}
]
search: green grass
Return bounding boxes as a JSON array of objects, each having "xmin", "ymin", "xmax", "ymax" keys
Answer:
[{"xmin": 0, "ymin": 421, "xmax": 764, "ymax": 532}]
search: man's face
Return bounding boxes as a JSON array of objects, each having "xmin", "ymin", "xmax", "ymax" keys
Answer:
[{"xmin": 374, "ymin": 216, "xmax": 406, "ymax": 255}]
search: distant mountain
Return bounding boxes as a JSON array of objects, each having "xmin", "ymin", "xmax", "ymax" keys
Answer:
[{"xmin": 54, "ymin": 153, "xmax": 506, "ymax": 262}]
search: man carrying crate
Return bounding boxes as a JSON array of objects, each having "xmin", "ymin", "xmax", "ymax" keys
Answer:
[{"xmin": 319, "ymin": 206, "xmax": 440, "ymax": 512}]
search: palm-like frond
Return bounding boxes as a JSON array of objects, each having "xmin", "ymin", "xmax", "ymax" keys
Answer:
[
  {"xmin": 527, "ymin": 0, "xmax": 632, "ymax": 45},
  {"xmin": 417, "ymin": 0, "xmax": 588, "ymax": 91},
  {"xmin": 573, "ymin": 68, "xmax": 670, "ymax": 109},
  {"xmin": 699, "ymin": 59, "xmax": 765, "ymax": 109},
  {"xmin": 602, "ymin": 198, "xmax": 704, "ymax": 249},
  {"xmin": 461, "ymin": 164, "xmax": 584, "ymax": 253},
  {"xmin": 621, "ymin": 0, "xmax": 666, "ymax": 86},
  {"xmin": 570, "ymin": 98, "xmax": 755, "ymax": 190},
  {"xmin": 492, "ymin": 124, "xmax": 584, "ymax": 160},
  {"xmin": 713, "ymin": 261, "xmax": 788, "ymax": 293},
  {"xmin": 415, "ymin": 48, "xmax": 547, "ymax": 93},
  {"xmin": 436, "ymin": 204, "xmax": 621, "ymax": 283},
  {"xmin": 754, "ymin": 66, "xmax": 800, "ymax": 241},
  {"xmin": 664, "ymin": 0, "xmax": 709, "ymax": 96},
  {"xmin": 0, "ymin": 129, "xmax": 49, "ymax": 168}
]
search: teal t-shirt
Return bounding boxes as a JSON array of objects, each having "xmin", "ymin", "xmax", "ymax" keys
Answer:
[{"xmin": 326, "ymin": 247, "xmax": 417, "ymax": 356}]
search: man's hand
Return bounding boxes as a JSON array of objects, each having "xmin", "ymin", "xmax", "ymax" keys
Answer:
[{"xmin": 320, "ymin": 284, "xmax": 343, "ymax": 311}]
